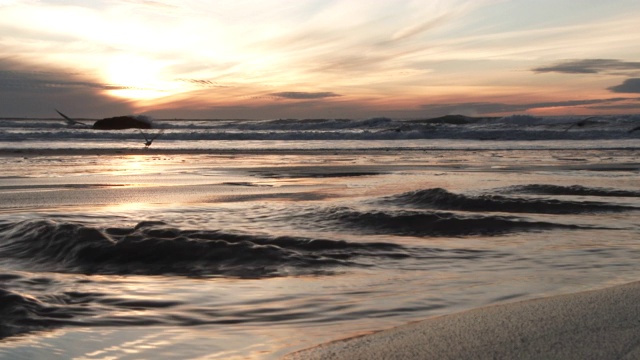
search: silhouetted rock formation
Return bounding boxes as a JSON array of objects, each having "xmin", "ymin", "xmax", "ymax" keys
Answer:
[{"xmin": 93, "ymin": 116, "xmax": 152, "ymax": 130}]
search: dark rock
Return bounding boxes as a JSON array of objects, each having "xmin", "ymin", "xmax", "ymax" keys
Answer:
[{"xmin": 93, "ymin": 116, "xmax": 152, "ymax": 130}]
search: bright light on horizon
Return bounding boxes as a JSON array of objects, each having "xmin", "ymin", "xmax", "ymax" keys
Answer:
[{"xmin": 103, "ymin": 55, "xmax": 186, "ymax": 100}]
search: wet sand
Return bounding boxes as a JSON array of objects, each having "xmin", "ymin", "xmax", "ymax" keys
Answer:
[{"xmin": 285, "ymin": 281, "xmax": 640, "ymax": 360}]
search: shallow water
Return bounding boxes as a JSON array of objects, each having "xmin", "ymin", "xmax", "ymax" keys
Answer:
[{"xmin": 1, "ymin": 144, "xmax": 639, "ymax": 359}]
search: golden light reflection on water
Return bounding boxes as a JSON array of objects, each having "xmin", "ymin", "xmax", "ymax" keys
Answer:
[
  {"xmin": 102, "ymin": 155, "xmax": 161, "ymax": 176},
  {"xmin": 98, "ymin": 201, "xmax": 159, "ymax": 215}
]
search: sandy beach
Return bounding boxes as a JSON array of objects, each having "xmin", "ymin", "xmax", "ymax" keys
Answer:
[{"xmin": 285, "ymin": 281, "xmax": 640, "ymax": 359}]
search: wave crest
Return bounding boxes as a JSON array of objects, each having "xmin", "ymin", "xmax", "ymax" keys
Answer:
[
  {"xmin": 388, "ymin": 188, "xmax": 638, "ymax": 214},
  {"xmin": 0, "ymin": 220, "xmax": 407, "ymax": 277},
  {"xmin": 0, "ymin": 287, "xmax": 79, "ymax": 339},
  {"xmin": 321, "ymin": 207, "xmax": 580, "ymax": 237}
]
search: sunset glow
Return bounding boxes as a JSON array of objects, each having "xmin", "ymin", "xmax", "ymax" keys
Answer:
[
  {"xmin": 1, "ymin": 0, "xmax": 639, "ymax": 118},
  {"xmin": 103, "ymin": 55, "xmax": 183, "ymax": 100}
]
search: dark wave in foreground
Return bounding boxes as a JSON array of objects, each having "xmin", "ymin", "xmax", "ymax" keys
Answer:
[
  {"xmin": 319, "ymin": 207, "xmax": 585, "ymax": 237},
  {"xmin": 0, "ymin": 278, "xmax": 193, "ymax": 339},
  {"xmin": 386, "ymin": 188, "xmax": 638, "ymax": 214},
  {"xmin": 0, "ymin": 287, "xmax": 86, "ymax": 339},
  {"xmin": 500, "ymin": 184, "xmax": 640, "ymax": 198},
  {"xmin": 0, "ymin": 220, "xmax": 408, "ymax": 278},
  {"xmin": 0, "ymin": 218, "xmax": 509, "ymax": 340}
]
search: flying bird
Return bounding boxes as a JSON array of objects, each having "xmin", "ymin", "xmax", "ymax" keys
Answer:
[
  {"xmin": 564, "ymin": 116, "xmax": 597, "ymax": 132},
  {"xmin": 139, "ymin": 129, "xmax": 165, "ymax": 148},
  {"xmin": 55, "ymin": 109, "xmax": 89, "ymax": 127},
  {"xmin": 628, "ymin": 125, "xmax": 640, "ymax": 133}
]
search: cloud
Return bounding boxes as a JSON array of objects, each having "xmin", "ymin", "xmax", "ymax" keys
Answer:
[
  {"xmin": 608, "ymin": 78, "xmax": 640, "ymax": 93},
  {"xmin": 0, "ymin": 75, "xmax": 130, "ymax": 91},
  {"xmin": 388, "ymin": 13, "xmax": 452, "ymax": 43},
  {"xmin": 532, "ymin": 59, "xmax": 640, "ymax": 74},
  {"xmin": 176, "ymin": 78, "xmax": 231, "ymax": 88},
  {"xmin": 421, "ymin": 97, "xmax": 640, "ymax": 115},
  {"xmin": 0, "ymin": 67, "xmax": 147, "ymax": 92},
  {"xmin": 0, "ymin": 59, "xmax": 134, "ymax": 117},
  {"xmin": 589, "ymin": 103, "xmax": 640, "ymax": 111},
  {"xmin": 425, "ymin": 102, "xmax": 522, "ymax": 114},
  {"xmin": 270, "ymin": 91, "xmax": 341, "ymax": 100}
]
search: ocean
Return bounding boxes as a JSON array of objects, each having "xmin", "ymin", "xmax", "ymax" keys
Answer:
[{"xmin": 0, "ymin": 114, "xmax": 639, "ymax": 359}]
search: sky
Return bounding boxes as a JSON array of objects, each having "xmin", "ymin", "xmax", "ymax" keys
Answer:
[{"xmin": 1, "ymin": 0, "xmax": 640, "ymax": 119}]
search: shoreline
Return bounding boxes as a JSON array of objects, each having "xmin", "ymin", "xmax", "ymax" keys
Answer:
[
  {"xmin": 1, "ymin": 146, "xmax": 639, "ymax": 158},
  {"xmin": 284, "ymin": 281, "xmax": 640, "ymax": 359},
  {"xmin": 0, "ymin": 147, "xmax": 428, "ymax": 157}
]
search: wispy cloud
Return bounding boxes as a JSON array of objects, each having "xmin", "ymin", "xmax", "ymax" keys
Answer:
[
  {"xmin": 0, "ymin": 59, "xmax": 134, "ymax": 117},
  {"xmin": 387, "ymin": 13, "xmax": 453, "ymax": 44},
  {"xmin": 2, "ymin": 1, "xmax": 640, "ymax": 117},
  {"xmin": 271, "ymin": 91, "xmax": 341, "ymax": 100},
  {"xmin": 176, "ymin": 78, "xmax": 231, "ymax": 88},
  {"xmin": 0, "ymin": 66, "xmax": 154, "ymax": 92},
  {"xmin": 533, "ymin": 59, "xmax": 640, "ymax": 74}
]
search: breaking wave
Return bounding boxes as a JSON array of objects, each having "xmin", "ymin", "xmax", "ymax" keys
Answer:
[
  {"xmin": 0, "ymin": 220, "xmax": 409, "ymax": 277},
  {"xmin": 386, "ymin": 188, "xmax": 638, "ymax": 214},
  {"xmin": 1, "ymin": 114, "xmax": 639, "ymax": 142},
  {"xmin": 0, "ymin": 288, "xmax": 58, "ymax": 338},
  {"xmin": 0, "ymin": 219, "xmax": 512, "ymax": 340},
  {"xmin": 0, "ymin": 286, "xmax": 90, "ymax": 339},
  {"xmin": 318, "ymin": 207, "xmax": 583, "ymax": 237}
]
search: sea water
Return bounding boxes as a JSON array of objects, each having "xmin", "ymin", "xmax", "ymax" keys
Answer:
[{"xmin": 0, "ymin": 115, "xmax": 639, "ymax": 359}]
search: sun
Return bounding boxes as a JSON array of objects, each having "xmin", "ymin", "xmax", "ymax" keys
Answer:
[{"xmin": 103, "ymin": 55, "xmax": 183, "ymax": 100}]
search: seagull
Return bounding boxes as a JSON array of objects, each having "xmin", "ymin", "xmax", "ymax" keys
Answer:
[
  {"xmin": 564, "ymin": 116, "xmax": 597, "ymax": 132},
  {"xmin": 55, "ymin": 109, "xmax": 89, "ymax": 127},
  {"xmin": 139, "ymin": 128, "xmax": 165, "ymax": 148},
  {"xmin": 628, "ymin": 125, "xmax": 640, "ymax": 133}
]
